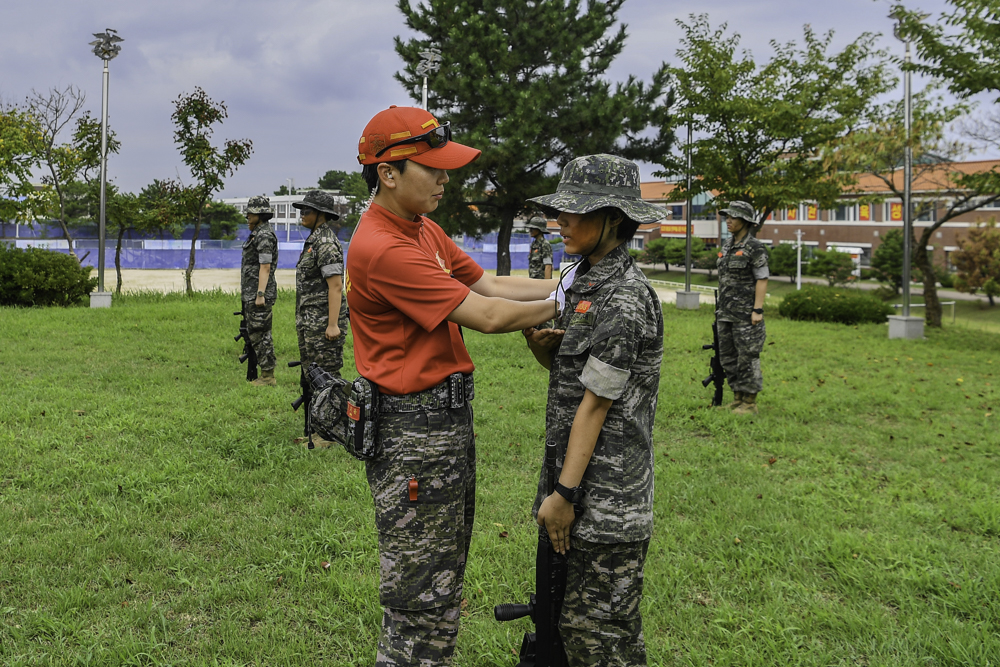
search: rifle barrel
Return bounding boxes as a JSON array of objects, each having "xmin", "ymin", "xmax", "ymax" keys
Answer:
[{"xmin": 494, "ymin": 603, "xmax": 533, "ymax": 622}]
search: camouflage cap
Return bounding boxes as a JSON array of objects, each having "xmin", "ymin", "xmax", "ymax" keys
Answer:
[
  {"xmin": 527, "ymin": 154, "xmax": 665, "ymax": 224},
  {"xmin": 291, "ymin": 190, "xmax": 341, "ymax": 220},
  {"xmin": 720, "ymin": 200, "xmax": 758, "ymax": 225},
  {"xmin": 246, "ymin": 195, "xmax": 272, "ymax": 215},
  {"xmin": 524, "ymin": 216, "xmax": 548, "ymax": 232}
]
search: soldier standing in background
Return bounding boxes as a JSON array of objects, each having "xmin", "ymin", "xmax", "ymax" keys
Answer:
[
  {"xmin": 716, "ymin": 200, "xmax": 769, "ymax": 414},
  {"xmin": 293, "ymin": 190, "xmax": 351, "ymax": 437},
  {"xmin": 523, "ymin": 154, "xmax": 665, "ymax": 667},
  {"xmin": 526, "ymin": 215, "xmax": 553, "ymax": 279},
  {"xmin": 241, "ymin": 195, "xmax": 278, "ymax": 386}
]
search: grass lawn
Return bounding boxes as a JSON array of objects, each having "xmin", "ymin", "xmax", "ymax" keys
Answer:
[{"xmin": 2, "ymin": 291, "xmax": 1000, "ymax": 666}]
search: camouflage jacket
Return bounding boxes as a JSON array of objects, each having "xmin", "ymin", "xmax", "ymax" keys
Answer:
[
  {"xmin": 241, "ymin": 223, "xmax": 278, "ymax": 304},
  {"xmin": 532, "ymin": 244, "xmax": 663, "ymax": 543},
  {"xmin": 716, "ymin": 234, "xmax": 769, "ymax": 323},
  {"xmin": 528, "ymin": 235, "xmax": 553, "ymax": 279},
  {"xmin": 295, "ymin": 223, "xmax": 348, "ymax": 329}
]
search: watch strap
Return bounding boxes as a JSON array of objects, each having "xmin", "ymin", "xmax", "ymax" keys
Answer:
[
  {"xmin": 752, "ymin": 308, "xmax": 763, "ymax": 314},
  {"xmin": 554, "ymin": 482, "xmax": 581, "ymax": 504}
]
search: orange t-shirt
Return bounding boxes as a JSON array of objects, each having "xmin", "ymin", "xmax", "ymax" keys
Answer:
[{"xmin": 345, "ymin": 204, "xmax": 485, "ymax": 395}]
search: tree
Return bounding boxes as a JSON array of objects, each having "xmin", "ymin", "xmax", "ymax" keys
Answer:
[
  {"xmin": 642, "ymin": 238, "xmax": 671, "ymax": 271},
  {"xmin": 807, "ymin": 248, "xmax": 856, "ymax": 286},
  {"xmin": 769, "ymin": 243, "xmax": 798, "ymax": 283},
  {"xmin": 952, "ymin": 220, "xmax": 1000, "ymax": 306},
  {"xmin": 26, "ymin": 86, "xmax": 118, "ymax": 258},
  {"xmin": 171, "ymin": 88, "xmax": 252, "ymax": 295},
  {"xmin": 273, "ymin": 184, "xmax": 295, "ymax": 196},
  {"xmin": 891, "ymin": 1, "xmax": 1000, "ymax": 101},
  {"xmin": 834, "ymin": 87, "xmax": 1000, "ymax": 327},
  {"xmin": 395, "ymin": 0, "xmax": 674, "ymax": 275},
  {"xmin": 317, "ymin": 170, "xmax": 350, "ymax": 191},
  {"xmin": 655, "ymin": 15, "xmax": 894, "ymax": 224},
  {"xmin": 204, "ymin": 201, "xmax": 243, "ymax": 240},
  {"xmin": 0, "ymin": 104, "xmax": 45, "ymax": 226},
  {"xmin": 340, "ymin": 171, "xmax": 370, "ymax": 230},
  {"xmin": 694, "ymin": 251, "xmax": 719, "ymax": 279},
  {"xmin": 871, "ymin": 229, "xmax": 907, "ymax": 294}
]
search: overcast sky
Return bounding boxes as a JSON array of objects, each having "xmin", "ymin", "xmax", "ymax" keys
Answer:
[{"xmin": 0, "ymin": 0, "xmax": 965, "ymax": 198}]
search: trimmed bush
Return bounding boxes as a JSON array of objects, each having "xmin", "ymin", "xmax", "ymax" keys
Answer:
[
  {"xmin": 0, "ymin": 244, "xmax": 97, "ymax": 307},
  {"xmin": 778, "ymin": 285, "xmax": 893, "ymax": 325}
]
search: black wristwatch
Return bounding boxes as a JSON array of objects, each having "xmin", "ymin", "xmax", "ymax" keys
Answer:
[
  {"xmin": 256, "ymin": 291, "xmax": 265, "ymax": 297},
  {"xmin": 752, "ymin": 308, "xmax": 764, "ymax": 315},
  {"xmin": 554, "ymin": 482, "xmax": 584, "ymax": 504}
]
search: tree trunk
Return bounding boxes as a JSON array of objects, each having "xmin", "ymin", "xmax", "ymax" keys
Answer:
[
  {"xmin": 913, "ymin": 228, "xmax": 942, "ymax": 328},
  {"xmin": 185, "ymin": 212, "xmax": 203, "ymax": 296},
  {"xmin": 115, "ymin": 224, "xmax": 125, "ymax": 295},
  {"xmin": 496, "ymin": 210, "xmax": 515, "ymax": 276}
]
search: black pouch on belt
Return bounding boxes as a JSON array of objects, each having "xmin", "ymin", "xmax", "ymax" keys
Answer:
[{"xmin": 346, "ymin": 376, "xmax": 381, "ymax": 461}]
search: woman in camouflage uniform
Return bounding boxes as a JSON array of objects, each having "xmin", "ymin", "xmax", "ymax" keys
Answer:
[
  {"xmin": 524, "ymin": 154, "xmax": 664, "ymax": 667},
  {"xmin": 241, "ymin": 195, "xmax": 278, "ymax": 386},
  {"xmin": 716, "ymin": 200, "xmax": 769, "ymax": 415},
  {"xmin": 293, "ymin": 190, "xmax": 350, "ymax": 393},
  {"xmin": 526, "ymin": 215, "xmax": 553, "ymax": 279}
]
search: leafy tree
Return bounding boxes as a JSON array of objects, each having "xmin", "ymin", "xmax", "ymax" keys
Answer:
[
  {"xmin": 655, "ymin": 15, "xmax": 894, "ymax": 225},
  {"xmin": 26, "ymin": 86, "xmax": 119, "ymax": 258},
  {"xmin": 204, "ymin": 201, "xmax": 243, "ymax": 240},
  {"xmin": 642, "ymin": 238, "xmax": 671, "ymax": 271},
  {"xmin": 871, "ymin": 229, "xmax": 907, "ymax": 294},
  {"xmin": 273, "ymin": 184, "xmax": 295, "ymax": 196},
  {"xmin": 340, "ymin": 171, "xmax": 370, "ymax": 231},
  {"xmin": 834, "ymin": 87, "xmax": 1000, "ymax": 326},
  {"xmin": 769, "ymin": 243, "xmax": 798, "ymax": 283},
  {"xmin": 694, "ymin": 250, "xmax": 719, "ymax": 279},
  {"xmin": 891, "ymin": 1, "xmax": 1000, "ymax": 101},
  {"xmin": 171, "ymin": 87, "xmax": 253, "ymax": 295},
  {"xmin": 395, "ymin": 0, "xmax": 674, "ymax": 274},
  {"xmin": 952, "ymin": 220, "xmax": 1000, "ymax": 306},
  {"xmin": 0, "ymin": 104, "xmax": 45, "ymax": 225},
  {"xmin": 807, "ymin": 248, "xmax": 856, "ymax": 286},
  {"xmin": 317, "ymin": 170, "xmax": 350, "ymax": 191}
]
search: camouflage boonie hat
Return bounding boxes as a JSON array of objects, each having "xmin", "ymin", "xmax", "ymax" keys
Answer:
[
  {"xmin": 527, "ymin": 154, "xmax": 664, "ymax": 224},
  {"xmin": 246, "ymin": 195, "xmax": 272, "ymax": 215},
  {"xmin": 292, "ymin": 190, "xmax": 341, "ymax": 220},
  {"xmin": 525, "ymin": 216, "xmax": 548, "ymax": 232},
  {"xmin": 720, "ymin": 200, "xmax": 758, "ymax": 225}
]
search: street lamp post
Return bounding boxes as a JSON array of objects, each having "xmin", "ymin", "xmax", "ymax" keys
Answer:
[
  {"xmin": 88, "ymin": 29, "xmax": 122, "ymax": 308},
  {"xmin": 676, "ymin": 112, "xmax": 700, "ymax": 310},
  {"xmin": 888, "ymin": 11, "xmax": 924, "ymax": 339},
  {"xmin": 416, "ymin": 47, "xmax": 442, "ymax": 110}
]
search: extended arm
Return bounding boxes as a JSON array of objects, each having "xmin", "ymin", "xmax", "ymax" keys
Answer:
[
  {"xmin": 536, "ymin": 389, "xmax": 613, "ymax": 554},
  {"xmin": 326, "ymin": 276, "xmax": 343, "ymax": 339},
  {"xmin": 752, "ymin": 279, "xmax": 767, "ymax": 326},
  {"xmin": 447, "ymin": 290, "xmax": 556, "ymax": 334},
  {"xmin": 469, "ymin": 273, "xmax": 559, "ymax": 301}
]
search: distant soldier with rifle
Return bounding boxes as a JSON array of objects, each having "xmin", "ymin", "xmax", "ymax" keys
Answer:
[
  {"xmin": 716, "ymin": 201, "xmax": 769, "ymax": 414},
  {"xmin": 239, "ymin": 195, "xmax": 278, "ymax": 386},
  {"xmin": 518, "ymin": 154, "xmax": 664, "ymax": 667},
  {"xmin": 292, "ymin": 190, "xmax": 350, "ymax": 448},
  {"xmin": 526, "ymin": 215, "xmax": 553, "ymax": 280}
]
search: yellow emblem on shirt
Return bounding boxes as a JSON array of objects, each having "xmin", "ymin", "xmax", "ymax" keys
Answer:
[
  {"xmin": 344, "ymin": 266, "xmax": 352, "ymax": 295},
  {"xmin": 435, "ymin": 251, "xmax": 449, "ymax": 273}
]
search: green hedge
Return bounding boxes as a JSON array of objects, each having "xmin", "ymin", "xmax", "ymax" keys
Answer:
[
  {"xmin": 778, "ymin": 285, "xmax": 893, "ymax": 325},
  {"xmin": 0, "ymin": 244, "xmax": 97, "ymax": 307}
]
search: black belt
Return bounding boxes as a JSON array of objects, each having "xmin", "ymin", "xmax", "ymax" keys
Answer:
[{"xmin": 379, "ymin": 373, "xmax": 475, "ymax": 413}]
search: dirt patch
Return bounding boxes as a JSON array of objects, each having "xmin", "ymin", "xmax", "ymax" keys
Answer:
[{"xmin": 93, "ymin": 269, "xmax": 297, "ymax": 294}]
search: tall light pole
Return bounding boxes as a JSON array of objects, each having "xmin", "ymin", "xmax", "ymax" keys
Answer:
[
  {"xmin": 88, "ymin": 29, "xmax": 122, "ymax": 307},
  {"xmin": 675, "ymin": 105, "xmax": 700, "ymax": 309},
  {"xmin": 888, "ymin": 11, "xmax": 923, "ymax": 339},
  {"xmin": 417, "ymin": 47, "xmax": 442, "ymax": 110}
]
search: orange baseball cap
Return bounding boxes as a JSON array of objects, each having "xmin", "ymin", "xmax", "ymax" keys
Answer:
[{"xmin": 357, "ymin": 105, "xmax": 481, "ymax": 170}]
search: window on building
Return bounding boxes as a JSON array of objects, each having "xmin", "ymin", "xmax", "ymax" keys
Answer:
[
  {"xmin": 831, "ymin": 204, "xmax": 853, "ymax": 221},
  {"xmin": 276, "ymin": 204, "xmax": 287, "ymax": 218},
  {"xmin": 915, "ymin": 202, "xmax": 937, "ymax": 222},
  {"xmin": 629, "ymin": 237, "xmax": 644, "ymax": 251}
]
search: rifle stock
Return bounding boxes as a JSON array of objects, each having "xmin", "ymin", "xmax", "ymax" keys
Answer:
[
  {"xmin": 702, "ymin": 290, "xmax": 725, "ymax": 406},
  {"xmin": 234, "ymin": 307, "xmax": 259, "ymax": 382}
]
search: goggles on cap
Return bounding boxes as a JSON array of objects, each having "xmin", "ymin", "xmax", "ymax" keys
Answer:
[{"xmin": 375, "ymin": 122, "xmax": 451, "ymax": 159}]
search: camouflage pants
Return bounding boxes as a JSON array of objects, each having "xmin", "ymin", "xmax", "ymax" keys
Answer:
[
  {"xmin": 718, "ymin": 319, "xmax": 766, "ymax": 394},
  {"xmin": 365, "ymin": 402, "xmax": 476, "ymax": 666},
  {"xmin": 296, "ymin": 308, "xmax": 350, "ymax": 377},
  {"xmin": 561, "ymin": 538, "xmax": 649, "ymax": 667},
  {"xmin": 244, "ymin": 301, "xmax": 275, "ymax": 371}
]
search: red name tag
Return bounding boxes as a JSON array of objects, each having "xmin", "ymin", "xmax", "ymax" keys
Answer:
[
  {"xmin": 735, "ymin": 250, "xmax": 744, "ymax": 256},
  {"xmin": 575, "ymin": 301, "xmax": 592, "ymax": 314},
  {"xmin": 347, "ymin": 402, "xmax": 361, "ymax": 421},
  {"xmin": 718, "ymin": 252, "xmax": 723, "ymax": 258}
]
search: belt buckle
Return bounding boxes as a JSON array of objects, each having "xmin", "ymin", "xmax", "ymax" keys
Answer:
[{"xmin": 448, "ymin": 373, "xmax": 464, "ymax": 409}]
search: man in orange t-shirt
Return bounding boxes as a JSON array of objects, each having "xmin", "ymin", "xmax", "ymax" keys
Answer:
[{"xmin": 347, "ymin": 106, "xmax": 556, "ymax": 666}]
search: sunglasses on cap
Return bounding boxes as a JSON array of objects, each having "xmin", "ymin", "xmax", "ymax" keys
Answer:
[{"xmin": 374, "ymin": 122, "xmax": 452, "ymax": 158}]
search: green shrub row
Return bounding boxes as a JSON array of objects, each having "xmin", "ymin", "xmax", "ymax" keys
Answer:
[
  {"xmin": 0, "ymin": 244, "xmax": 97, "ymax": 307},
  {"xmin": 778, "ymin": 285, "xmax": 893, "ymax": 325}
]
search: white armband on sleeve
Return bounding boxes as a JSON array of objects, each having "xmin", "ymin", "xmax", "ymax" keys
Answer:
[
  {"xmin": 320, "ymin": 263, "xmax": 343, "ymax": 278},
  {"xmin": 580, "ymin": 355, "xmax": 630, "ymax": 401}
]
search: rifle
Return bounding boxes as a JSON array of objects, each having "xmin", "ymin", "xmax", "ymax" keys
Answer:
[
  {"xmin": 234, "ymin": 306, "xmax": 259, "ymax": 382},
  {"xmin": 494, "ymin": 442, "xmax": 582, "ymax": 667},
  {"xmin": 288, "ymin": 360, "xmax": 314, "ymax": 448},
  {"xmin": 701, "ymin": 290, "xmax": 725, "ymax": 406}
]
